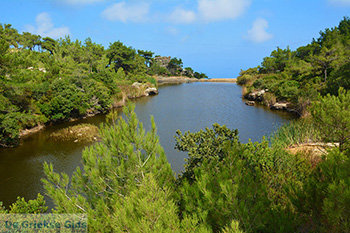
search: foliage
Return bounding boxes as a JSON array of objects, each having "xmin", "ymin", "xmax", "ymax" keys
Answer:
[
  {"xmin": 8, "ymin": 194, "xmax": 47, "ymax": 214},
  {"xmin": 327, "ymin": 61, "xmax": 350, "ymax": 94},
  {"xmin": 237, "ymin": 16, "xmax": 350, "ymax": 113},
  {"xmin": 107, "ymin": 41, "xmax": 146, "ymax": 74},
  {"xmin": 168, "ymin": 57, "xmax": 183, "ymax": 75},
  {"xmin": 3, "ymin": 103, "xmax": 349, "ymax": 231},
  {"xmin": 0, "ymin": 23, "xmax": 203, "ymax": 146},
  {"xmin": 0, "ymin": 194, "xmax": 48, "ymax": 214},
  {"xmin": 137, "ymin": 49, "xmax": 154, "ymax": 67},
  {"xmin": 174, "ymin": 123, "xmax": 239, "ymax": 182},
  {"xmin": 270, "ymin": 117, "xmax": 322, "ymax": 148},
  {"xmin": 0, "ymin": 24, "xmax": 163, "ymax": 147},
  {"xmin": 311, "ymin": 88, "xmax": 350, "ymax": 151},
  {"xmin": 194, "ymin": 72, "xmax": 208, "ymax": 79},
  {"xmin": 168, "ymin": 57, "xmax": 183, "ymax": 69},
  {"xmin": 175, "ymin": 125, "xmax": 311, "ymax": 232},
  {"xmin": 42, "ymin": 104, "xmax": 176, "ymax": 232},
  {"xmin": 290, "ymin": 149, "xmax": 350, "ymax": 232},
  {"xmin": 147, "ymin": 62, "xmax": 170, "ymax": 76}
]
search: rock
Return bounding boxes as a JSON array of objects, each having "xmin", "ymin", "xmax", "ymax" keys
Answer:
[
  {"xmin": 245, "ymin": 90, "xmax": 265, "ymax": 102},
  {"xmin": 144, "ymin": 87, "xmax": 159, "ymax": 96},
  {"xmin": 270, "ymin": 102, "xmax": 288, "ymax": 110},
  {"xmin": 38, "ymin": 68, "xmax": 46, "ymax": 73},
  {"xmin": 154, "ymin": 56, "xmax": 171, "ymax": 68},
  {"xmin": 245, "ymin": 101, "xmax": 255, "ymax": 106},
  {"xmin": 132, "ymin": 82, "xmax": 142, "ymax": 88}
]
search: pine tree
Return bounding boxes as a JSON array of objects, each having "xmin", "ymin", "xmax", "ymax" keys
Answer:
[
  {"xmin": 42, "ymin": 104, "xmax": 175, "ymax": 232},
  {"xmin": 311, "ymin": 88, "xmax": 350, "ymax": 151}
]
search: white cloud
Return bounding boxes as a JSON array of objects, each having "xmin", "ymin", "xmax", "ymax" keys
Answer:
[
  {"xmin": 198, "ymin": 0, "xmax": 251, "ymax": 22},
  {"xmin": 24, "ymin": 12, "xmax": 70, "ymax": 39},
  {"xmin": 102, "ymin": 1, "xmax": 150, "ymax": 22},
  {"xmin": 165, "ymin": 26, "xmax": 180, "ymax": 36},
  {"xmin": 245, "ymin": 18, "xmax": 273, "ymax": 43},
  {"xmin": 328, "ymin": 0, "xmax": 350, "ymax": 6},
  {"xmin": 169, "ymin": 7, "xmax": 196, "ymax": 24}
]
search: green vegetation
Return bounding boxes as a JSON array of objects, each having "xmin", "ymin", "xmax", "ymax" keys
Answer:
[
  {"xmin": 270, "ymin": 117, "xmax": 322, "ymax": 148},
  {"xmin": 237, "ymin": 16, "xmax": 350, "ymax": 116},
  {"xmin": 2, "ymin": 17, "xmax": 350, "ymax": 232},
  {"xmin": 49, "ymin": 123, "xmax": 99, "ymax": 142},
  {"xmin": 0, "ymin": 194, "xmax": 47, "ymax": 214},
  {"xmin": 0, "ymin": 23, "xmax": 201, "ymax": 147},
  {"xmin": 311, "ymin": 87, "xmax": 350, "ymax": 151},
  {"xmin": 0, "ymin": 100, "xmax": 349, "ymax": 232}
]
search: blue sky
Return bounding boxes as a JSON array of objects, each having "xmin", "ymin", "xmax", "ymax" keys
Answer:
[{"xmin": 1, "ymin": 0, "xmax": 349, "ymax": 78}]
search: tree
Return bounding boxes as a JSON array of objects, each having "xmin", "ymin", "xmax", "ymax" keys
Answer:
[
  {"xmin": 0, "ymin": 24, "xmax": 20, "ymax": 48},
  {"xmin": 167, "ymin": 57, "xmax": 183, "ymax": 75},
  {"xmin": 311, "ymin": 45, "xmax": 341, "ymax": 82},
  {"xmin": 84, "ymin": 37, "xmax": 105, "ymax": 73},
  {"xmin": 175, "ymin": 125, "xmax": 304, "ymax": 232},
  {"xmin": 41, "ymin": 37, "xmax": 56, "ymax": 55},
  {"xmin": 137, "ymin": 49, "xmax": 154, "ymax": 67},
  {"xmin": 43, "ymin": 104, "xmax": 175, "ymax": 232},
  {"xmin": 311, "ymin": 88, "xmax": 350, "ymax": 151},
  {"xmin": 327, "ymin": 62, "xmax": 350, "ymax": 94},
  {"xmin": 106, "ymin": 41, "xmax": 142, "ymax": 74},
  {"xmin": 0, "ymin": 38, "xmax": 11, "ymax": 76},
  {"xmin": 291, "ymin": 149, "xmax": 350, "ymax": 232},
  {"xmin": 20, "ymin": 32, "xmax": 41, "ymax": 51},
  {"xmin": 194, "ymin": 72, "xmax": 208, "ymax": 79},
  {"xmin": 260, "ymin": 46, "xmax": 296, "ymax": 73},
  {"xmin": 174, "ymin": 124, "xmax": 239, "ymax": 182}
]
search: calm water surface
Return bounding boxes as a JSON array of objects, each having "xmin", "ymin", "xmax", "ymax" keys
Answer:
[{"xmin": 0, "ymin": 83, "xmax": 296, "ymax": 208}]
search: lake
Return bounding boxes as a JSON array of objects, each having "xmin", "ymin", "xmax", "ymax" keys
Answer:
[{"xmin": 0, "ymin": 82, "xmax": 296, "ymax": 208}]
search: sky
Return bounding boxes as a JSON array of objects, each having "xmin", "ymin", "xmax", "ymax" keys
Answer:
[{"xmin": 0, "ymin": 0, "xmax": 349, "ymax": 78}]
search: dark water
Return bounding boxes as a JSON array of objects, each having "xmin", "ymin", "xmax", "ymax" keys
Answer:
[{"xmin": 0, "ymin": 83, "xmax": 296, "ymax": 208}]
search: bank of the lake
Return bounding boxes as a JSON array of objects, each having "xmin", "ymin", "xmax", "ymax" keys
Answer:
[
  {"xmin": 0, "ymin": 82, "xmax": 296, "ymax": 208},
  {"xmin": 156, "ymin": 76, "xmax": 237, "ymax": 85}
]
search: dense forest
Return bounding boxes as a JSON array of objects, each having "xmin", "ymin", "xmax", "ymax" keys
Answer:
[
  {"xmin": 0, "ymin": 24, "xmax": 205, "ymax": 147},
  {"xmin": 237, "ymin": 16, "xmax": 350, "ymax": 116},
  {"xmin": 1, "ymin": 18, "xmax": 350, "ymax": 232}
]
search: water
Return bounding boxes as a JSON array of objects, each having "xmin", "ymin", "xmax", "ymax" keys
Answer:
[{"xmin": 0, "ymin": 82, "xmax": 296, "ymax": 208}]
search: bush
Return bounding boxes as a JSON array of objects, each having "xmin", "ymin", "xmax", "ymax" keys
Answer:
[
  {"xmin": 253, "ymin": 79, "xmax": 265, "ymax": 89},
  {"xmin": 276, "ymin": 80, "xmax": 300, "ymax": 100},
  {"xmin": 291, "ymin": 149, "xmax": 350, "ymax": 232},
  {"xmin": 237, "ymin": 74, "xmax": 257, "ymax": 85}
]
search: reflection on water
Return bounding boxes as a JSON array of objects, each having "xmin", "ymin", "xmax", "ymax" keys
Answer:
[{"xmin": 0, "ymin": 83, "xmax": 296, "ymax": 208}]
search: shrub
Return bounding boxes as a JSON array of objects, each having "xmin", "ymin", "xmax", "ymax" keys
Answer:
[{"xmin": 252, "ymin": 78, "xmax": 265, "ymax": 89}]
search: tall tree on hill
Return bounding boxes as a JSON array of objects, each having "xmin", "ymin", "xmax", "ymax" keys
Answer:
[
  {"xmin": 84, "ymin": 37, "xmax": 105, "ymax": 73},
  {"xmin": 138, "ymin": 49, "xmax": 154, "ymax": 67},
  {"xmin": 0, "ymin": 24, "xmax": 19, "ymax": 48},
  {"xmin": 106, "ymin": 41, "xmax": 138, "ymax": 74},
  {"xmin": 41, "ymin": 37, "xmax": 56, "ymax": 55}
]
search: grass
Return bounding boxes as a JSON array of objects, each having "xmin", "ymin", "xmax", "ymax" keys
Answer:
[
  {"xmin": 50, "ymin": 123, "xmax": 99, "ymax": 142},
  {"xmin": 270, "ymin": 117, "xmax": 322, "ymax": 148}
]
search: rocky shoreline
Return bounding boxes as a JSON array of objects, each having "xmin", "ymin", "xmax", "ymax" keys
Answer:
[{"xmin": 244, "ymin": 89, "xmax": 299, "ymax": 115}]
